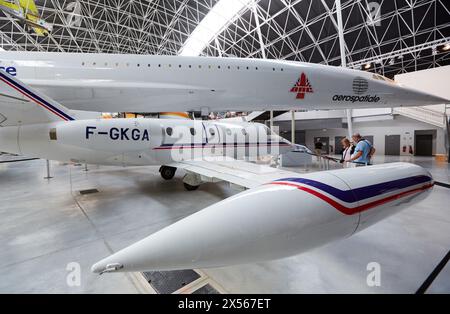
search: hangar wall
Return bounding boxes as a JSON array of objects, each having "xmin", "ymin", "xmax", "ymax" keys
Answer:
[
  {"xmin": 395, "ymin": 65, "xmax": 450, "ymax": 113},
  {"xmin": 303, "ymin": 116, "xmax": 445, "ymax": 156}
]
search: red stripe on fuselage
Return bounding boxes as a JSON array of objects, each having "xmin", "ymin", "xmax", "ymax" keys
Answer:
[
  {"xmin": 153, "ymin": 143, "xmax": 291, "ymax": 150},
  {"xmin": 269, "ymin": 182, "xmax": 434, "ymax": 215}
]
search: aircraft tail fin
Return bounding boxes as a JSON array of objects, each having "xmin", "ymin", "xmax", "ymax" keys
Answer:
[{"xmin": 0, "ymin": 70, "xmax": 75, "ymax": 126}]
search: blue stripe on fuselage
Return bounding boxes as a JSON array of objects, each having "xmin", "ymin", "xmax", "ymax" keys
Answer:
[
  {"xmin": 0, "ymin": 71, "xmax": 74, "ymax": 121},
  {"xmin": 274, "ymin": 175, "xmax": 432, "ymax": 203}
]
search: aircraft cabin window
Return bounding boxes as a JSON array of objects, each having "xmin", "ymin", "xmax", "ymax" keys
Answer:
[
  {"xmin": 49, "ymin": 128, "xmax": 57, "ymax": 140},
  {"xmin": 246, "ymin": 66, "xmax": 249, "ymax": 70},
  {"xmin": 228, "ymin": 66, "xmax": 231, "ymax": 69},
  {"xmin": 137, "ymin": 64, "xmax": 140, "ymax": 67},
  {"xmin": 126, "ymin": 63, "xmax": 130, "ymax": 67},
  {"xmin": 256, "ymin": 67, "xmax": 258, "ymax": 70},
  {"xmin": 190, "ymin": 128, "xmax": 196, "ymax": 136},
  {"xmin": 281, "ymin": 68, "xmax": 284, "ymax": 71},
  {"xmin": 179, "ymin": 65, "xmax": 182, "ymax": 68},
  {"xmin": 158, "ymin": 64, "xmax": 161, "ymax": 67},
  {"xmin": 169, "ymin": 64, "xmax": 172, "ymax": 67},
  {"xmin": 93, "ymin": 62, "xmax": 96, "ymax": 66},
  {"xmin": 218, "ymin": 66, "xmax": 221, "ymax": 69},
  {"xmin": 237, "ymin": 66, "xmax": 240, "ymax": 70},
  {"xmin": 242, "ymin": 129, "xmax": 247, "ymax": 136},
  {"xmin": 209, "ymin": 128, "xmax": 215, "ymax": 136},
  {"xmin": 198, "ymin": 65, "xmax": 202, "ymax": 69},
  {"xmin": 189, "ymin": 65, "xmax": 192, "ymax": 68},
  {"xmin": 226, "ymin": 129, "xmax": 232, "ymax": 136},
  {"xmin": 148, "ymin": 64, "xmax": 150, "ymax": 67},
  {"xmin": 81, "ymin": 62, "xmax": 85, "ymax": 66},
  {"xmin": 166, "ymin": 127, "xmax": 173, "ymax": 136}
]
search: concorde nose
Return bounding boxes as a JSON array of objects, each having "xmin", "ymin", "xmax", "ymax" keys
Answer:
[
  {"xmin": 383, "ymin": 82, "xmax": 449, "ymax": 106},
  {"xmin": 401, "ymin": 86, "xmax": 448, "ymax": 105},
  {"xmin": 92, "ymin": 162, "xmax": 433, "ymax": 273}
]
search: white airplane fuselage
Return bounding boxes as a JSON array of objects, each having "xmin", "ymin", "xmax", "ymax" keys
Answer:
[
  {"xmin": 0, "ymin": 118, "xmax": 292, "ymax": 166},
  {"xmin": 0, "ymin": 51, "xmax": 446, "ymax": 113}
]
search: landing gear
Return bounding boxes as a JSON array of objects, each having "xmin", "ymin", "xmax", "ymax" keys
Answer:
[
  {"xmin": 159, "ymin": 166, "xmax": 176, "ymax": 180},
  {"xmin": 183, "ymin": 182, "xmax": 199, "ymax": 191},
  {"xmin": 182, "ymin": 172, "xmax": 202, "ymax": 191}
]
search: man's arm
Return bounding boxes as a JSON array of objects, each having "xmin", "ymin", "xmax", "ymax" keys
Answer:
[{"xmin": 350, "ymin": 151, "xmax": 362, "ymax": 161}]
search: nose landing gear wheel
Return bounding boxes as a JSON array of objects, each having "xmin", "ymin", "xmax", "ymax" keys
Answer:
[
  {"xmin": 183, "ymin": 182, "xmax": 199, "ymax": 191},
  {"xmin": 159, "ymin": 166, "xmax": 176, "ymax": 180}
]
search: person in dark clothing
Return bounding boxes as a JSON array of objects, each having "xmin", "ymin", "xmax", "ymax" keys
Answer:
[{"xmin": 314, "ymin": 141, "xmax": 323, "ymax": 161}]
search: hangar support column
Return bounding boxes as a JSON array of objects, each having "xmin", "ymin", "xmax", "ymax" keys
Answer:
[{"xmin": 336, "ymin": 0, "xmax": 353, "ymax": 140}]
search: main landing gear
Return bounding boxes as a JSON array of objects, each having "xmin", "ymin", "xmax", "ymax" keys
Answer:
[
  {"xmin": 159, "ymin": 166, "xmax": 201, "ymax": 191},
  {"xmin": 182, "ymin": 172, "xmax": 202, "ymax": 191},
  {"xmin": 159, "ymin": 166, "xmax": 177, "ymax": 180},
  {"xmin": 183, "ymin": 182, "xmax": 199, "ymax": 191}
]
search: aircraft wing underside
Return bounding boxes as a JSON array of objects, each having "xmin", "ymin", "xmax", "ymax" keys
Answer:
[{"xmin": 170, "ymin": 156, "xmax": 300, "ymax": 189}]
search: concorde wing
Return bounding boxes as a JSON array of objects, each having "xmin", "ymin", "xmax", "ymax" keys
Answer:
[{"xmin": 170, "ymin": 156, "xmax": 302, "ymax": 189}]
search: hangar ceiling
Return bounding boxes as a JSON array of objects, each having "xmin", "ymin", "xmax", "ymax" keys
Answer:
[{"xmin": 0, "ymin": 0, "xmax": 449, "ymax": 78}]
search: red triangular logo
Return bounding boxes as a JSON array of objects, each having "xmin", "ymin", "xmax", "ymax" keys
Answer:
[{"xmin": 290, "ymin": 73, "xmax": 313, "ymax": 99}]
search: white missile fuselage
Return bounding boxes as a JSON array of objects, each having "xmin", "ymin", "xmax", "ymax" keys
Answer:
[
  {"xmin": 91, "ymin": 162, "xmax": 434, "ymax": 273},
  {"xmin": 0, "ymin": 51, "xmax": 447, "ymax": 113},
  {"xmin": 0, "ymin": 118, "xmax": 291, "ymax": 167}
]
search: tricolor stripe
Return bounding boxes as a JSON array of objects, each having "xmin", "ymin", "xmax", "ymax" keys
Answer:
[
  {"xmin": 154, "ymin": 142, "xmax": 291, "ymax": 150},
  {"xmin": 0, "ymin": 71, "xmax": 74, "ymax": 121},
  {"xmin": 269, "ymin": 175, "xmax": 433, "ymax": 215}
]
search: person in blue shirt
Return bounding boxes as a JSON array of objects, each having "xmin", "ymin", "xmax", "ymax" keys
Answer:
[{"xmin": 349, "ymin": 133, "xmax": 375, "ymax": 165}]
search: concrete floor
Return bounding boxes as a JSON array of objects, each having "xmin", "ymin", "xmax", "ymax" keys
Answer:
[{"xmin": 0, "ymin": 156, "xmax": 449, "ymax": 293}]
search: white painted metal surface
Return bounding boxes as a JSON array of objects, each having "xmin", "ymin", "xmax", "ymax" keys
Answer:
[
  {"xmin": 0, "ymin": 52, "xmax": 447, "ymax": 113},
  {"xmin": 91, "ymin": 162, "xmax": 434, "ymax": 272}
]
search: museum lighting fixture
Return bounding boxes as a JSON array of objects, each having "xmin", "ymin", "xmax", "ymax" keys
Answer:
[{"xmin": 179, "ymin": 0, "xmax": 252, "ymax": 56}]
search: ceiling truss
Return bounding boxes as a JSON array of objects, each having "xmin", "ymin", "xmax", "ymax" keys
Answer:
[{"xmin": 0, "ymin": 0, "xmax": 448, "ymax": 78}]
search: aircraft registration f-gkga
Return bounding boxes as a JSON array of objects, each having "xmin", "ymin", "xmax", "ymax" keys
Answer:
[
  {"xmin": 0, "ymin": 51, "xmax": 447, "ymax": 113},
  {"xmin": 0, "ymin": 71, "xmax": 435, "ymax": 273}
]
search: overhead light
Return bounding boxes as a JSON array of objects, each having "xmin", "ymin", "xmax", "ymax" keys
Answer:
[
  {"xmin": 363, "ymin": 63, "xmax": 372, "ymax": 70},
  {"xmin": 441, "ymin": 43, "xmax": 450, "ymax": 51},
  {"xmin": 388, "ymin": 58, "xmax": 395, "ymax": 65},
  {"xmin": 179, "ymin": 0, "xmax": 252, "ymax": 56}
]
